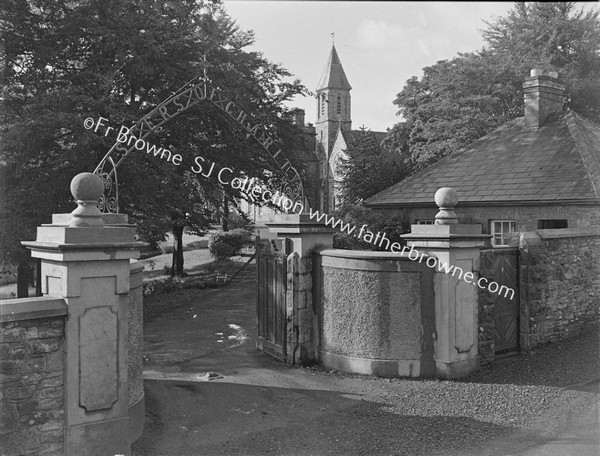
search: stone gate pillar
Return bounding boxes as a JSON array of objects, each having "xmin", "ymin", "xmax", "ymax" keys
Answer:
[
  {"xmin": 402, "ymin": 188, "xmax": 490, "ymax": 379},
  {"xmin": 265, "ymin": 214, "xmax": 334, "ymax": 364},
  {"xmin": 23, "ymin": 173, "xmax": 144, "ymax": 456}
]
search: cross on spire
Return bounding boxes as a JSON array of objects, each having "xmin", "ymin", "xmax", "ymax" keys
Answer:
[{"xmin": 331, "ymin": 32, "xmax": 335, "ymax": 44}]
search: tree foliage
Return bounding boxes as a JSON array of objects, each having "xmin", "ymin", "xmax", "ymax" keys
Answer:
[
  {"xmin": 337, "ymin": 128, "xmax": 407, "ymax": 206},
  {"xmin": 0, "ymin": 0, "xmax": 308, "ymax": 277},
  {"xmin": 384, "ymin": 1, "xmax": 600, "ymax": 172},
  {"xmin": 332, "ymin": 205, "xmax": 410, "ymax": 251}
]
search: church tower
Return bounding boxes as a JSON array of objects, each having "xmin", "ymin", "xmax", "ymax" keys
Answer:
[
  {"xmin": 315, "ymin": 45, "xmax": 352, "ymax": 161},
  {"xmin": 315, "ymin": 45, "xmax": 352, "ymax": 212}
]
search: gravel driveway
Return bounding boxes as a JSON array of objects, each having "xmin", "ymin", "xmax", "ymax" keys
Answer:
[{"xmin": 134, "ymin": 264, "xmax": 599, "ymax": 456}]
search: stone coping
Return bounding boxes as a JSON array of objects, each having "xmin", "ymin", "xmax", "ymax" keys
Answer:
[
  {"xmin": 319, "ymin": 249, "xmax": 411, "ymax": 260},
  {"xmin": 129, "ymin": 260, "xmax": 145, "ymax": 274},
  {"xmin": 35, "ymin": 225, "xmax": 137, "ymax": 244},
  {"xmin": 22, "ymin": 241, "xmax": 146, "ymax": 251},
  {"xmin": 407, "ymin": 224, "xmax": 484, "ymax": 236},
  {"xmin": 53, "ymin": 213, "xmax": 130, "ymax": 225},
  {"xmin": 264, "ymin": 214, "xmax": 336, "ymax": 234},
  {"xmin": 320, "ymin": 249, "xmax": 429, "ymax": 272},
  {"xmin": 264, "ymin": 214, "xmax": 323, "ymax": 224},
  {"xmin": 0, "ymin": 296, "xmax": 67, "ymax": 322},
  {"xmin": 536, "ymin": 227, "xmax": 600, "ymax": 239}
]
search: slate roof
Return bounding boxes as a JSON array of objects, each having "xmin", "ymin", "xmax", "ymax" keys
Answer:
[
  {"xmin": 316, "ymin": 45, "xmax": 352, "ymax": 91},
  {"xmin": 365, "ymin": 110, "xmax": 600, "ymax": 207}
]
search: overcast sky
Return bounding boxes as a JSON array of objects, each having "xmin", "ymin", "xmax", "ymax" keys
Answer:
[{"xmin": 222, "ymin": 1, "xmax": 514, "ymax": 132}]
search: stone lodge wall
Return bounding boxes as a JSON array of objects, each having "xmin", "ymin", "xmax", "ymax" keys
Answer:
[
  {"xmin": 376, "ymin": 204, "xmax": 600, "ymax": 234},
  {"xmin": 521, "ymin": 227, "xmax": 600, "ymax": 349},
  {"xmin": 478, "ymin": 229, "xmax": 599, "ymax": 364},
  {"xmin": 0, "ymin": 297, "xmax": 67, "ymax": 456}
]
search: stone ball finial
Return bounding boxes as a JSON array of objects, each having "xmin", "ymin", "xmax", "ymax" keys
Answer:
[
  {"xmin": 434, "ymin": 187, "xmax": 458, "ymax": 225},
  {"xmin": 70, "ymin": 172, "xmax": 104, "ymax": 201},
  {"xmin": 69, "ymin": 172, "xmax": 104, "ymax": 227}
]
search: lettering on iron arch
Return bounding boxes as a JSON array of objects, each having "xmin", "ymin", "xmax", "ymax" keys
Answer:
[{"xmin": 94, "ymin": 78, "xmax": 306, "ymax": 213}]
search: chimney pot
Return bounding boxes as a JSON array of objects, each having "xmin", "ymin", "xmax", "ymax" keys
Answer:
[{"xmin": 523, "ymin": 69, "xmax": 566, "ymax": 129}]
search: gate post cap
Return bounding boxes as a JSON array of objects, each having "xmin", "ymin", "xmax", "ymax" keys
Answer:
[
  {"xmin": 69, "ymin": 172, "xmax": 104, "ymax": 227},
  {"xmin": 434, "ymin": 187, "xmax": 458, "ymax": 225}
]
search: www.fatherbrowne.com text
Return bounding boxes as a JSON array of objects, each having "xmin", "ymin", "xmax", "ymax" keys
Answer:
[
  {"xmin": 196, "ymin": 159, "xmax": 515, "ymax": 301},
  {"xmin": 83, "ymin": 114, "xmax": 514, "ymax": 300}
]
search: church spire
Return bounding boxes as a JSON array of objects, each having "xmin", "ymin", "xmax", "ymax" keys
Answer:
[
  {"xmin": 314, "ymin": 43, "xmax": 352, "ymax": 213},
  {"xmin": 316, "ymin": 45, "xmax": 352, "ymax": 91}
]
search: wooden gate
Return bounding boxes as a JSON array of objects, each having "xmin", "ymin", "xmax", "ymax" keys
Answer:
[
  {"xmin": 492, "ymin": 248, "xmax": 520, "ymax": 354},
  {"xmin": 256, "ymin": 238, "xmax": 289, "ymax": 362}
]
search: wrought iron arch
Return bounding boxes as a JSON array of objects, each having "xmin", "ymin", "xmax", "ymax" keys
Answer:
[{"xmin": 93, "ymin": 76, "xmax": 307, "ymax": 213}]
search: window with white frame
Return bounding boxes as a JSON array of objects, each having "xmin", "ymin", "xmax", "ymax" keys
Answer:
[
  {"xmin": 491, "ymin": 220, "xmax": 517, "ymax": 246},
  {"xmin": 416, "ymin": 219, "xmax": 435, "ymax": 225}
]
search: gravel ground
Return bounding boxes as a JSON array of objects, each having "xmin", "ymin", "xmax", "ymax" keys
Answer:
[
  {"xmin": 135, "ymin": 265, "xmax": 599, "ymax": 455},
  {"xmin": 274, "ymin": 331, "xmax": 598, "ymax": 455}
]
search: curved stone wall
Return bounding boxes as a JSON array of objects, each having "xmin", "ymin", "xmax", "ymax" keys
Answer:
[
  {"xmin": 128, "ymin": 260, "xmax": 145, "ymax": 442},
  {"xmin": 318, "ymin": 250, "xmax": 435, "ymax": 378}
]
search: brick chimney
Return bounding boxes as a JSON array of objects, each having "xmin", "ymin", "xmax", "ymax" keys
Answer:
[
  {"xmin": 522, "ymin": 69, "xmax": 566, "ymax": 129},
  {"xmin": 293, "ymin": 109, "xmax": 305, "ymax": 127}
]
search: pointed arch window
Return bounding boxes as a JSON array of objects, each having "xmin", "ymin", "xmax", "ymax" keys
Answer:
[
  {"xmin": 336, "ymin": 95, "xmax": 342, "ymax": 115},
  {"xmin": 320, "ymin": 94, "xmax": 326, "ymax": 117}
]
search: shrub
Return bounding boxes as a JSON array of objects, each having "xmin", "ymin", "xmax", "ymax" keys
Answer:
[
  {"xmin": 332, "ymin": 205, "xmax": 410, "ymax": 251},
  {"xmin": 0, "ymin": 262, "xmax": 18, "ymax": 286},
  {"xmin": 208, "ymin": 229, "xmax": 252, "ymax": 260},
  {"xmin": 226, "ymin": 211, "xmax": 251, "ymax": 230}
]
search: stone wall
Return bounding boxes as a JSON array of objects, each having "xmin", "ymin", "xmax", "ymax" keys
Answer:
[
  {"xmin": 0, "ymin": 262, "xmax": 146, "ymax": 455},
  {"xmin": 286, "ymin": 253, "xmax": 315, "ymax": 365},
  {"xmin": 128, "ymin": 261, "xmax": 145, "ymax": 442},
  {"xmin": 521, "ymin": 228, "xmax": 600, "ymax": 349},
  {"xmin": 317, "ymin": 250, "xmax": 435, "ymax": 378},
  {"xmin": 477, "ymin": 228, "xmax": 600, "ymax": 365},
  {"xmin": 0, "ymin": 297, "xmax": 67, "ymax": 456}
]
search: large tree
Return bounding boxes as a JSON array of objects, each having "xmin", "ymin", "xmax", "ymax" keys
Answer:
[
  {"xmin": 0, "ymin": 0, "xmax": 308, "ymax": 285},
  {"xmin": 337, "ymin": 128, "xmax": 407, "ymax": 206},
  {"xmin": 384, "ymin": 1, "xmax": 600, "ymax": 172}
]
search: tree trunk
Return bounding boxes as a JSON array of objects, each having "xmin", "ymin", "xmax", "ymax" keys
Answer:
[
  {"xmin": 221, "ymin": 194, "xmax": 229, "ymax": 231},
  {"xmin": 17, "ymin": 261, "xmax": 31, "ymax": 298},
  {"xmin": 35, "ymin": 259, "xmax": 42, "ymax": 296},
  {"xmin": 171, "ymin": 226, "xmax": 184, "ymax": 276}
]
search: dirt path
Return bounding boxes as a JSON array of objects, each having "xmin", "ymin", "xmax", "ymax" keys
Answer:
[{"xmin": 134, "ymin": 264, "xmax": 599, "ymax": 456}]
